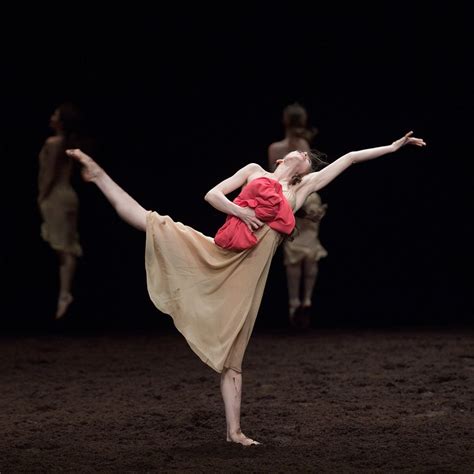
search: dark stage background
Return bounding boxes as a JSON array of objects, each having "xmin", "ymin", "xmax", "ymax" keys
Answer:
[{"xmin": 1, "ymin": 4, "xmax": 472, "ymax": 331}]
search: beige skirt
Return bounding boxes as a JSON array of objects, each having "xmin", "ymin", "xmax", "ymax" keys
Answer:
[
  {"xmin": 39, "ymin": 186, "xmax": 82, "ymax": 257},
  {"xmin": 145, "ymin": 211, "xmax": 281, "ymax": 373}
]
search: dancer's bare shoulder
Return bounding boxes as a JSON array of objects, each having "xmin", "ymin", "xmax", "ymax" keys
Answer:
[
  {"xmin": 43, "ymin": 135, "xmax": 64, "ymax": 151},
  {"xmin": 46, "ymin": 136, "xmax": 63, "ymax": 145},
  {"xmin": 268, "ymin": 139, "xmax": 286, "ymax": 153},
  {"xmin": 246, "ymin": 163, "xmax": 267, "ymax": 181}
]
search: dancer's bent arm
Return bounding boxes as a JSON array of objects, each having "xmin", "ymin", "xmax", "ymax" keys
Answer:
[{"xmin": 205, "ymin": 163, "xmax": 266, "ymax": 231}]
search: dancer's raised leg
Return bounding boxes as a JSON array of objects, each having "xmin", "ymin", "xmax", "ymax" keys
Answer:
[
  {"xmin": 66, "ymin": 149, "xmax": 147, "ymax": 231},
  {"xmin": 220, "ymin": 368, "xmax": 260, "ymax": 446}
]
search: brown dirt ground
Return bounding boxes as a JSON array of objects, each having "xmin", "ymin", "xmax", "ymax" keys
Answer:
[{"xmin": 1, "ymin": 326, "xmax": 473, "ymax": 472}]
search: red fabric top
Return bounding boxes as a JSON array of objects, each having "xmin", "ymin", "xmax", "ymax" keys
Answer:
[{"xmin": 214, "ymin": 177, "xmax": 295, "ymax": 251}]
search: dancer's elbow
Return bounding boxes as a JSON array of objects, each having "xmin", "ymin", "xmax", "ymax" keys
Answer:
[
  {"xmin": 344, "ymin": 152, "xmax": 357, "ymax": 165},
  {"xmin": 204, "ymin": 189, "xmax": 216, "ymax": 203}
]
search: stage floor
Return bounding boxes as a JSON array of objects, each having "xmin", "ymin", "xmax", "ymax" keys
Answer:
[{"xmin": 1, "ymin": 325, "xmax": 473, "ymax": 472}]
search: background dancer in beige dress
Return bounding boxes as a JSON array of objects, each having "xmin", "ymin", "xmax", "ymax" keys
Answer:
[
  {"xmin": 268, "ymin": 103, "xmax": 328, "ymax": 326},
  {"xmin": 67, "ymin": 130, "xmax": 425, "ymax": 446},
  {"xmin": 37, "ymin": 102, "xmax": 93, "ymax": 319},
  {"xmin": 284, "ymin": 192, "xmax": 328, "ymax": 327}
]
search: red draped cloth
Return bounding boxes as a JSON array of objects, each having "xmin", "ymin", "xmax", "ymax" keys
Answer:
[{"xmin": 214, "ymin": 177, "xmax": 295, "ymax": 251}]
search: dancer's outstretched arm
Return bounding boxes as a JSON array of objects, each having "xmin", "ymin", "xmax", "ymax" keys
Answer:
[
  {"xmin": 66, "ymin": 149, "xmax": 148, "ymax": 232},
  {"xmin": 296, "ymin": 131, "xmax": 426, "ymax": 207}
]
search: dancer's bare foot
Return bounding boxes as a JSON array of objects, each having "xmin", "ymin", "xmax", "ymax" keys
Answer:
[
  {"xmin": 66, "ymin": 149, "xmax": 103, "ymax": 182},
  {"xmin": 298, "ymin": 302, "xmax": 311, "ymax": 329},
  {"xmin": 227, "ymin": 430, "xmax": 261, "ymax": 446},
  {"xmin": 56, "ymin": 293, "xmax": 73, "ymax": 319}
]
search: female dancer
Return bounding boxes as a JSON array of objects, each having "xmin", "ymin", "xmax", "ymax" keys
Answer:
[
  {"xmin": 67, "ymin": 130, "xmax": 425, "ymax": 445},
  {"xmin": 37, "ymin": 102, "xmax": 91, "ymax": 319},
  {"xmin": 268, "ymin": 103, "xmax": 328, "ymax": 325}
]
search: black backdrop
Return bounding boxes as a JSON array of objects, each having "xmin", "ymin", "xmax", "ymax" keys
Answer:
[{"xmin": 1, "ymin": 4, "xmax": 472, "ymax": 330}]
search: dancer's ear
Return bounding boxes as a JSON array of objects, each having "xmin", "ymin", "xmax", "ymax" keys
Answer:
[{"xmin": 275, "ymin": 159, "xmax": 284, "ymax": 166}]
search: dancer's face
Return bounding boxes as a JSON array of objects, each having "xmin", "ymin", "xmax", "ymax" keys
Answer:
[{"xmin": 283, "ymin": 150, "xmax": 312, "ymax": 175}]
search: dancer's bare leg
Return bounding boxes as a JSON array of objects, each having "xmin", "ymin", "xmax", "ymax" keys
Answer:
[
  {"xmin": 220, "ymin": 368, "xmax": 260, "ymax": 446},
  {"xmin": 285, "ymin": 263, "xmax": 302, "ymax": 323},
  {"xmin": 302, "ymin": 259, "xmax": 318, "ymax": 308},
  {"xmin": 55, "ymin": 251, "xmax": 76, "ymax": 319},
  {"xmin": 66, "ymin": 149, "xmax": 147, "ymax": 232}
]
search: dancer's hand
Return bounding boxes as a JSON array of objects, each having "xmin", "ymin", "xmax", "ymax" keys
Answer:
[
  {"xmin": 66, "ymin": 148, "xmax": 103, "ymax": 182},
  {"xmin": 238, "ymin": 207, "xmax": 264, "ymax": 232},
  {"xmin": 391, "ymin": 131, "xmax": 426, "ymax": 151}
]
